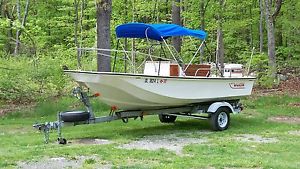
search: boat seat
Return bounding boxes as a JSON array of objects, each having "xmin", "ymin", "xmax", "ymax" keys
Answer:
[
  {"xmin": 184, "ymin": 64, "xmax": 211, "ymax": 77},
  {"xmin": 170, "ymin": 64, "xmax": 179, "ymax": 76}
]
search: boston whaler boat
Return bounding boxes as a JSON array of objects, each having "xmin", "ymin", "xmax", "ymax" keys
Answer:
[
  {"xmin": 34, "ymin": 23, "xmax": 255, "ymax": 144},
  {"xmin": 65, "ymin": 23, "xmax": 255, "ymax": 110}
]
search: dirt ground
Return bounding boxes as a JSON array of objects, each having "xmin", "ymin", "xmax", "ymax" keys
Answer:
[
  {"xmin": 253, "ymin": 76, "xmax": 300, "ymax": 96},
  {"xmin": 288, "ymin": 130, "xmax": 300, "ymax": 136},
  {"xmin": 268, "ymin": 116, "xmax": 300, "ymax": 124},
  {"xmin": 278, "ymin": 76, "xmax": 300, "ymax": 95},
  {"xmin": 17, "ymin": 132, "xmax": 210, "ymax": 168},
  {"xmin": 119, "ymin": 133, "xmax": 208, "ymax": 155},
  {"xmin": 288, "ymin": 102, "xmax": 300, "ymax": 107},
  {"xmin": 18, "ymin": 155, "xmax": 111, "ymax": 169},
  {"xmin": 0, "ymin": 103, "xmax": 35, "ymax": 116},
  {"xmin": 17, "ymin": 132, "xmax": 280, "ymax": 168},
  {"xmin": 234, "ymin": 134, "xmax": 278, "ymax": 143},
  {"xmin": 70, "ymin": 138, "xmax": 113, "ymax": 145}
]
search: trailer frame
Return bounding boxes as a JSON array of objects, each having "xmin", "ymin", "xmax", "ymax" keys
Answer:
[{"xmin": 33, "ymin": 87, "xmax": 242, "ymax": 144}]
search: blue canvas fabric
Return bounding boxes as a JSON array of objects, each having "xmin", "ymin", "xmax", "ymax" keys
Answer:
[{"xmin": 116, "ymin": 23, "xmax": 207, "ymax": 41}]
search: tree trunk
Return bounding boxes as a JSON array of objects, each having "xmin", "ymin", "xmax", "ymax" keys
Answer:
[
  {"xmin": 74, "ymin": 0, "xmax": 79, "ymax": 48},
  {"xmin": 265, "ymin": 12, "xmax": 276, "ymax": 69},
  {"xmin": 96, "ymin": 0, "xmax": 112, "ymax": 72},
  {"xmin": 200, "ymin": 0, "xmax": 205, "ymax": 30},
  {"xmin": 155, "ymin": 0, "xmax": 160, "ymax": 22},
  {"xmin": 249, "ymin": 3, "xmax": 253, "ymax": 48},
  {"xmin": 199, "ymin": 0, "xmax": 210, "ymax": 63},
  {"xmin": 14, "ymin": 0, "xmax": 30, "ymax": 56},
  {"xmin": 172, "ymin": 0, "xmax": 181, "ymax": 53},
  {"xmin": 199, "ymin": 0, "xmax": 210, "ymax": 29},
  {"xmin": 276, "ymin": 22, "xmax": 283, "ymax": 46},
  {"xmin": 132, "ymin": 0, "xmax": 135, "ymax": 22},
  {"xmin": 21, "ymin": 0, "xmax": 30, "ymax": 27},
  {"xmin": 216, "ymin": 0, "xmax": 225, "ymax": 76},
  {"xmin": 216, "ymin": 27, "xmax": 224, "ymax": 75},
  {"xmin": 79, "ymin": 0, "xmax": 85, "ymax": 56},
  {"xmin": 14, "ymin": 0, "xmax": 21, "ymax": 56},
  {"xmin": 263, "ymin": 0, "xmax": 282, "ymax": 76},
  {"xmin": 165, "ymin": 0, "xmax": 169, "ymax": 18},
  {"xmin": 199, "ymin": 0, "xmax": 205, "ymax": 63},
  {"xmin": 74, "ymin": 0, "xmax": 79, "ymax": 67},
  {"xmin": 259, "ymin": 0, "xmax": 263, "ymax": 52},
  {"xmin": 2, "ymin": 0, "xmax": 14, "ymax": 53},
  {"xmin": 123, "ymin": 0, "xmax": 128, "ymax": 72}
]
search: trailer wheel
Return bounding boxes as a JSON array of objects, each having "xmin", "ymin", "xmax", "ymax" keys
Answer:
[
  {"xmin": 60, "ymin": 111, "xmax": 90, "ymax": 122},
  {"xmin": 210, "ymin": 107, "xmax": 230, "ymax": 131},
  {"xmin": 159, "ymin": 114, "xmax": 177, "ymax": 123},
  {"xmin": 58, "ymin": 138, "xmax": 67, "ymax": 144}
]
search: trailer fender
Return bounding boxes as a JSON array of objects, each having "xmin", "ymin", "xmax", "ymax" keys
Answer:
[{"xmin": 207, "ymin": 102, "xmax": 234, "ymax": 114}]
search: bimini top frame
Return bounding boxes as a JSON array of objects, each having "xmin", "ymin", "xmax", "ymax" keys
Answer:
[
  {"xmin": 113, "ymin": 23, "xmax": 208, "ymax": 75},
  {"xmin": 116, "ymin": 23, "xmax": 207, "ymax": 41}
]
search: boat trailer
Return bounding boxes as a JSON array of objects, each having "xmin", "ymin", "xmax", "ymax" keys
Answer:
[{"xmin": 33, "ymin": 87, "xmax": 242, "ymax": 144}]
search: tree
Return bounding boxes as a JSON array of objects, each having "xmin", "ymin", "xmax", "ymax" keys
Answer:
[
  {"xmin": 14, "ymin": 0, "xmax": 30, "ymax": 56},
  {"xmin": 263, "ymin": 0, "xmax": 283, "ymax": 76},
  {"xmin": 74, "ymin": 0, "xmax": 80, "ymax": 67},
  {"xmin": 216, "ymin": 0, "xmax": 225, "ymax": 76},
  {"xmin": 96, "ymin": 0, "xmax": 112, "ymax": 72},
  {"xmin": 172, "ymin": 0, "xmax": 181, "ymax": 53},
  {"xmin": 0, "ymin": 0, "xmax": 14, "ymax": 53},
  {"xmin": 199, "ymin": 0, "xmax": 210, "ymax": 63},
  {"xmin": 259, "ymin": 0, "xmax": 264, "ymax": 53}
]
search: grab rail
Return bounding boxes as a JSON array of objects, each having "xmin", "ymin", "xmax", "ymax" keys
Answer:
[{"xmin": 194, "ymin": 68, "xmax": 211, "ymax": 77}]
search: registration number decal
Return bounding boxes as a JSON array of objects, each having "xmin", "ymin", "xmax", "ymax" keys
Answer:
[{"xmin": 144, "ymin": 78, "xmax": 167, "ymax": 84}]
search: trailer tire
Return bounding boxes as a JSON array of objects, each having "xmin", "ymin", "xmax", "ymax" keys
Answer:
[
  {"xmin": 210, "ymin": 107, "xmax": 230, "ymax": 131},
  {"xmin": 60, "ymin": 111, "xmax": 90, "ymax": 122},
  {"xmin": 58, "ymin": 138, "xmax": 67, "ymax": 144},
  {"xmin": 159, "ymin": 114, "xmax": 177, "ymax": 123}
]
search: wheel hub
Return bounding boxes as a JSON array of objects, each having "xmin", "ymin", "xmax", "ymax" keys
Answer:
[{"xmin": 218, "ymin": 112, "xmax": 228, "ymax": 128}]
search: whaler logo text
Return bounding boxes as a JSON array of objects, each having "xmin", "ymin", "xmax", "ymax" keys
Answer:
[{"xmin": 229, "ymin": 82, "xmax": 245, "ymax": 89}]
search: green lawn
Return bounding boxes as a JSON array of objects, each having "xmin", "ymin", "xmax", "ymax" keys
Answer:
[{"xmin": 0, "ymin": 94, "xmax": 299, "ymax": 168}]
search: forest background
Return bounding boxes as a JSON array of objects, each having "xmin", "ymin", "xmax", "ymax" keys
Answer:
[{"xmin": 0, "ymin": 0, "xmax": 299, "ymax": 103}]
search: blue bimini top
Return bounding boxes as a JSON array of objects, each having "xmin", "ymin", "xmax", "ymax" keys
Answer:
[{"xmin": 116, "ymin": 23, "xmax": 207, "ymax": 41}]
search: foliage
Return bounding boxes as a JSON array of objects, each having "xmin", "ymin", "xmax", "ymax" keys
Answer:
[
  {"xmin": 0, "ymin": 49, "xmax": 77, "ymax": 102},
  {"xmin": 238, "ymin": 52, "xmax": 277, "ymax": 88},
  {"xmin": 0, "ymin": 0, "xmax": 298, "ymax": 60},
  {"xmin": 0, "ymin": 0, "xmax": 300, "ymax": 102},
  {"xmin": 256, "ymin": 70, "xmax": 278, "ymax": 88}
]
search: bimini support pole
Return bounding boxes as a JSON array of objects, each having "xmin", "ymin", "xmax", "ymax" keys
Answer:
[
  {"xmin": 113, "ymin": 39, "xmax": 120, "ymax": 72},
  {"xmin": 145, "ymin": 27, "xmax": 158, "ymax": 73},
  {"xmin": 184, "ymin": 40, "xmax": 205, "ymax": 72},
  {"xmin": 162, "ymin": 37, "xmax": 185, "ymax": 76}
]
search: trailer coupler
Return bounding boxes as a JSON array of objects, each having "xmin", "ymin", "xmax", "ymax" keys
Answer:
[
  {"xmin": 33, "ymin": 121, "xmax": 60, "ymax": 144},
  {"xmin": 33, "ymin": 87, "xmax": 96, "ymax": 144}
]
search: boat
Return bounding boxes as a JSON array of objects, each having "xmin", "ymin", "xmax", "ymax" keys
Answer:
[
  {"xmin": 33, "ymin": 23, "xmax": 256, "ymax": 144},
  {"xmin": 64, "ymin": 23, "xmax": 255, "ymax": 111}
]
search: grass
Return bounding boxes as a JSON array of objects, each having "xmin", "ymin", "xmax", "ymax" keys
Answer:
[{"xmin": 0, "ymin": 94, "xmax": 300, "ymax": 168}]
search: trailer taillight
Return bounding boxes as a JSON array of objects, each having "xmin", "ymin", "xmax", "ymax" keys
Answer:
[{"xmin": 94, "ymin": 93, "xmax": 101, "ymax": 97}]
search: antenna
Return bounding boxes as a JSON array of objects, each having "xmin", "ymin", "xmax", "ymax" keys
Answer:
[{"xmin": 247, "ymin": 47, "xmax": 255, "ymax": 76}]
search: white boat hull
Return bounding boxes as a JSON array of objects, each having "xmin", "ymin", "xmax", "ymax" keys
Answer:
[{"xmin": 65, "ymin": 71, "xmax": 255, "ymax": 110}]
